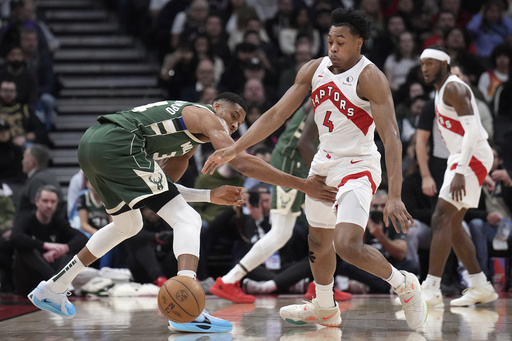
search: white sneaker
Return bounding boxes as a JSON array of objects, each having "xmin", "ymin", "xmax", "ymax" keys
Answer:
[
  {"xmin": 450, "ymin": 282, "xmax": 498, "ymax": 306},
  {"xmin": 279, "ymin": 299, "xmax": 341, "ymax": 327},
  {"xmin": 394, "ymin": 271, "xmax": 428, "ymax": 330},
  {"xmin": 421, "ymin": 283, "xmax": 444, "ymax": 307},
  {"xmin": 27, "ymin": 280, "xmax": 76, "ymax": 318}
]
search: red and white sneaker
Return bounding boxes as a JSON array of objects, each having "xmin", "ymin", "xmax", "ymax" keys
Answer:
[
  {"xmin": 209, "ymin": 277, "xmax": 255, "ymax": 303},
  {"xmin": 279, "ymin": 299, "xmax": 341, "ymax": 327},
  {"xmin": 304, "ymin": 281, "xmax": 353, "ymax": 301},
  {"xmin": 395, "ymin": 271, "xmax": 428, "ymax": 330}
]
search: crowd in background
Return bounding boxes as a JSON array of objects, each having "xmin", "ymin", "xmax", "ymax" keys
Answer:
[{"xmin": 0, "ymin": 0, "xmax": 511, "ymax": 297}]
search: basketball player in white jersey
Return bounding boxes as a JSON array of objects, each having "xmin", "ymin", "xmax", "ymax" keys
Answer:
[
  {"xmin": 419, "ymin": 46, "xmax": 498, "ymax": 307},
  {"xmin": 203, "ymin": 8, "xmax": 427, "ymax": 330}
]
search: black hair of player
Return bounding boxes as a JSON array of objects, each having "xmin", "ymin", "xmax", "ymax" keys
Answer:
[
  {"xmin": 214, "ymin": 92, "xmax": 249, "ymax": 114},
  {"xmin": 330, "ymin": 7, "xmax": 371, "ymax": 41}
]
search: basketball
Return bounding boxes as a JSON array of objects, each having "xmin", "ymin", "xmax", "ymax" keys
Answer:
[{"xmin": 158, "ymin": 276, "xmax": 205, "ymax": 323}]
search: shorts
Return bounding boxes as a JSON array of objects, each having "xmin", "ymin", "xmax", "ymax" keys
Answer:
[
  {"xmin": 439, "ymin": 143, "xmax": 493, "ymax": 210},
  {"xmin": 78, "ymin": 122, "xmax": 171, "ymax": 214},
  {"xmin": 304, "ymin": 149, "xmax": 381, "ymax": 229},
  {"xmin": 270, "ymin": 152, "xmax": 308, "ymax": 215}
]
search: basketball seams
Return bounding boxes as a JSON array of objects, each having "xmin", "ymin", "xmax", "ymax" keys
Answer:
[{"xmin": 165, "ymin": 279, "xmax": 199, "ymax": 317}]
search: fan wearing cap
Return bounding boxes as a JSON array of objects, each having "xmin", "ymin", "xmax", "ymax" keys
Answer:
[{"xmin": 419, "ymin": 45, "xmax": 498, "ymax": 307}]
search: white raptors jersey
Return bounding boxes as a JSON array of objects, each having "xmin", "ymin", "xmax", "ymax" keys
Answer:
[
  {"xmin": 435, "ymin": 75, "xmax": 489, "ymax": 154},
  {"xmin": 310, "ymin": 56, "xmax": 379, "ymax": 158}
]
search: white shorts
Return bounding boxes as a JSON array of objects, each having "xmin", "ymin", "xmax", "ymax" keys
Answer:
[
  {"xmin": 439, "ymin": 143, "xmax": 493, "ymax": 210},
  {"xmin": 305, "ymin": 150, "xmax": 381, "ymax": 229}
]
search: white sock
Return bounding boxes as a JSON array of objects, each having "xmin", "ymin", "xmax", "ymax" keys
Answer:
[
  {"xmin": 469, "ymin": 272, "xmax": 487, "ymax": 287},
  {"xmin": 177, "ymin": 270, "xmax": 196, "ymax": 280},
  {"xmin": 222, "ymin": 264, "xmax": 247, "ymax": 284},
  {"xmin": 386, "ymin": 267, "xmax": 406, "ymax": 289},
  {"xmin": 315, "ymin": 281, "xmax": 335, "ymax": 308},
  {"xmin": 423, "ymin": 275, "xmax": 442, "ymax": 290},
  {"xmin": 48, "ymin": 255, "xmax": 85, "ymax": 293}
]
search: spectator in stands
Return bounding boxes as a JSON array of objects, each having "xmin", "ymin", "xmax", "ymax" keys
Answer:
[
  {"xmin": 159, "ymin": 41, "xmax": 197, "ymax": 99},
  {"xmin": 0, "ymin": 80, "xmax": 47, "ymax": 147},
  {"xmin": 171, "ymin": 0, "xmax": 209, "ymax": 51},
  {"xmin": 0, "ymin": 118, "xmax": 24, "ymax": 188},
  {"xmin": 242, "ymin": 78, "xmax": 273, "ymax": 112},
  {"xmin": 153, "ymin": 0, "xmax": 191, "ymax": 60},
  {"xmin": 124, "ymin": 207, "xmax": 177, "ymax": 287},
  {"xmin": 10, "ymin": 184, "xmax": 88, "ymax": 295},
  {"xmin": 384, "ymin": 31, "xmax": 419, "ymax": 94},
  {"xmin": 0, "ymin": 45, "xmax": 38, "ymax": 113},
  {"xmin": 19, "ymin": 27, "xmax": 56, "ymax": 131},
  {"xmin": 204, "ymin": 13, "xmax": 231, "ymax": 65},
  {"xmin": 466, "ymin": 0, "xmax": 512, "ymax": 63},
  {"xmin": 422, "ymin": 10, "xmax": 456, "ymax": 50},
  {"xmin": 0, "ymin": 181, "xmax": 15, "ymax": 292},
  {"xmin": 369, "ymin": 14, "xmax": 407, "ymax": 71},
  {"xmin": 265, "ymin": 0, "xmax": 294, "ymax": 50},
  {"xmin": 192, "ymin": 34, "xmax": 224, "ymax": 84},
  {"xmin": 278, "ymin": 6, "xmax": 320, "ymax": 58},
  {"xmin": 219, "ymin": 41, "xmax": 258, "ymax": 93},
  {"xmin": 18, "ymin": 144, "xmax": 63, "ymax": 215},
  {"xmin": 478, "ymin": 43, "xmax": 511, "ymax": 105},
  {"xmin": 242, "ymin": 28, "xmax": 278, "ymax": 81},
  {"xmin": 444, "ymin": 27, "xmax": 485, "ymax": 86},
  {"xmin": 224, "ymin": 0, "xmax": 259, "ymax": 52},
  {"xmin": 181, "ymin": 58, "xmax": 217, "ymax": 102},
  {"xmin": 278, "ymin": 39, "xmax": 313, "ymax": 97},
  {"xmin": 360, "ymin": 0, "xmax": 384, "ymax": 56},
  {"xmin": 76, "ymin": 179, "xmax": 111, "ymax": 237},
  {"xmin": 242, "ymin": 145, "xmax": 272, "ymax": 191},
  {"xmin": 20, "ymin": 0, "xmax": 60, "ymax": 54}
]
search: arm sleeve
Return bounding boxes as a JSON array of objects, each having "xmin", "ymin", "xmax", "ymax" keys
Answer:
[
  {"xmin": 175, "ymin": 184, "xmax": 211, "ymax": 202},
  {"xmin": 456, "ymin": 115, "xmax": 480, "ymax": 174}
]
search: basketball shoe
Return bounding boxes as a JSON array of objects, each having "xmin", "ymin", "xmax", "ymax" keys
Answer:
[
  {"xmin": 168, "ymin": 310, "xmax": 233, "ymax": 333},
  {"xmin": 449, "ymin": 282, "xmax": 498, "ymax": 306},
  {"xmin": 394, "ymin": 271, "xmax": 428, "ymax": 330},
  {"xmin": 209, "ymin": 277, "xmax": 255, "ymax": 303},
  {"xmin": 279, "ymin": 299, "xmax": 341, "ymax": 327},
  {"xmin": 420, "ymin": 283, "xmax": 444, "ymax": 307},
  {"xmin": 27, "ymin": 280, "xmax": 76, "ymax": 318},
  {"xmin": 304, "ymin": 282, "xmax": 353, "ymax": 302}
]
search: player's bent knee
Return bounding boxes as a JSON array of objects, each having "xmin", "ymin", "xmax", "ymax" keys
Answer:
[{"xmin": 112, "ymin": 209, "xmax": 144, "ymax": 238}]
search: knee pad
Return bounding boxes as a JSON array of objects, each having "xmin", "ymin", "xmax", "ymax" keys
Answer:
[
  {"xmin": 87, "ymin": 210, "xmax": 143, "ymax": 258},
  {"xmin": 157, "ymin": 196, "xmax": 202, "ymax": 258}
]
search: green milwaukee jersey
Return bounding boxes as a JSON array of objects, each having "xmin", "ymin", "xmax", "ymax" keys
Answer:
[{"xmin": 98, "ymin": 100, "xmax": 210, "ymax": 159}]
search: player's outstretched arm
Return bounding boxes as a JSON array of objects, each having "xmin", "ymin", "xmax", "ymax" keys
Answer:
[{"xmin": 202, "ymin": 59, "xmax": 322, "ymax": 175}]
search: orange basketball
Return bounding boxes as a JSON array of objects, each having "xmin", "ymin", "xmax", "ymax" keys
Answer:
[{"xmin": 158, "ymin": 276, "xmax": 205, "ymax": 323}]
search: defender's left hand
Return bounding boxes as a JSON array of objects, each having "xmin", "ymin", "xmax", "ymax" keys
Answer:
[{"xmin": 383, "ymin": 198, "xmax": 414, "ymax": 233}]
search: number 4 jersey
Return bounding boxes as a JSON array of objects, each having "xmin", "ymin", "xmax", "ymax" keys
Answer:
[{"xmin": 310, "ymin": 56, "xmax": 379, "ymax": 159}]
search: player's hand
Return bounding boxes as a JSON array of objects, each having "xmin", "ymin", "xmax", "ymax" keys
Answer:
[
  {"xmin": 211, "ymin": 186, "xmax": 245, "ymax": 206},
  {"xmin": 421, "ymin": 175, "xmax": 437, "ymax": 197},
  {"xmin": 383, "ymin": 198, "xmax": 414, "ymax": 233},
  {"xmin": 202, "ymin": 146, "xmax": 238, "ymax": 175},
  {"xmin": 450, "ymin": 173, "xmax": 466, "ymax": 202},
  {"xmin": 303, "ymin": 175, "xmax": 338, "ymax": 203}
]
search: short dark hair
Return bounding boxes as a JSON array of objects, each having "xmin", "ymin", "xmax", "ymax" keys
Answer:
[
  {"xmin": 35, "ymin": 184, "xmax": 59, "ymax": 200},
  {"xmin": 490, "ymin": 43, "xmax": 512, "ymax": 68},
  {"xmin": 330, "ymin": 8, "xmax": 371, "ymax": 41},
  {"xmin": 28, "ymin": 144, "xmax": 50, "ymax": 168},
  {"xmin": 213, "ymin": 92, "xmax": 248, "ymax": 114}
]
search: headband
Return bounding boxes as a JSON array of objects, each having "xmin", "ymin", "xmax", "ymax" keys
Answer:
[{"xmin": 420, "ymin": 49, "xmax": 451, "ymax": 64}]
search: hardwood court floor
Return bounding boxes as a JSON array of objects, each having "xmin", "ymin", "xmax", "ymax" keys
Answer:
[{"xmin": 1, "ymin": 291, "xmax": 512, "ymax": 341}]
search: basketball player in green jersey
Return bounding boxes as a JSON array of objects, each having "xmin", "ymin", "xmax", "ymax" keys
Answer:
[
  {"xmin": 28, "ymin": 92, "xmax": 338, "ymax": 333},
  {"xmin": 210, "ymin": 101, "xmax": 316, "ymax": 302}
]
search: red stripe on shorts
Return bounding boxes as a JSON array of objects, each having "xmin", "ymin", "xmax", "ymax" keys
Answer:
[
  {"xmin": 449, "ymin": 156, "xmax": 488, "ymax": 186},
  {"xmin": 337, "ymin": 171, "xmax": 377, "ymax": 194}
]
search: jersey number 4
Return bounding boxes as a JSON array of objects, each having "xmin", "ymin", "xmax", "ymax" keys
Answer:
[{"xmin": 323, "ymin": 111, "xmax": 334, "ymax": 132}]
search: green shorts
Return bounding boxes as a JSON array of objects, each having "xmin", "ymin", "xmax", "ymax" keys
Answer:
[
  {"xmin": 78, "ymin": 123, "xmax": 171, "ymax": 214},
  {"xmin": 270, "ymin": 151, "xmax": 308, "ymax": 215}
]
